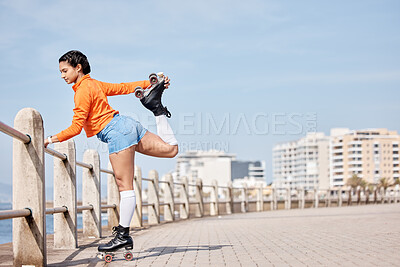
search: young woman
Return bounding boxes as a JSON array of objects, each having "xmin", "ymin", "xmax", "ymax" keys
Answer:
[{"xmin": 44, "ymin": 50, "xmax": 178, "ymax": 253}]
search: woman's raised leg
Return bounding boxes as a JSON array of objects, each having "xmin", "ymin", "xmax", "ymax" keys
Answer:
[{"xmin": 136, "ymin": 131, "xmax": 178, "ymax": 158}]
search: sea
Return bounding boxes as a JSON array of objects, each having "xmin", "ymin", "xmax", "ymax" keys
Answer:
[{"xmin": 0, "ymin": 202, "xmax": 108, "ymax": 244}]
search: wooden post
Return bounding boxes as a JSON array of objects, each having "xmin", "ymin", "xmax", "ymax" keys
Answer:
[
  {"xmin": 284, "ymin": 187, "xmax": 288, "ymax": 209},
  {"xmin": 195, "ymin": 178, "xmax": 204, "ymax": 217},
  {"xmin": 347, "ymin": 187, "xmax": 352, "ymax": 206},
  {"xmin": 285, "ymin": 187, "xmax": 291, "ymax": 210},
  {"xmin": 226, "ymin": 181, "xmax": 233, "ymax": 214},
  {"xmin": 297, "ymin": 188, "xmax": 301, "ymax": 209},
  {"xmin": 314, "ymin": 188, "xmax": 319, "ymax": 208},
  {"xmin": 210, "ymin": 180, "xmax": 219, "ymax": 216},
  {"xmin": 147, "ymin": 170, "xmax": 160, "ymax": 225},
  {"xmin": 107, "ymin": 162, "xmax": 120, "ymax": 228},
  {"xmin": 338, "ymin": 187, "xmax": 343, "ymax": 207},
  {"xmin": 164, "ymin": 174, "xmax": 175, "ymax": 222},
  {"xmin": 53, "ymin": 139, "xmax": 77, "ymax": 249},
  {"xmin": 380, "ymin": 187, "xmax": 385, "ymax": 204},
  {"xmin": 256, "ymin": 184, "xmax": 264, "ymax": 212},
  {"xmin": 299, "ymin": 187, "xmax": 305, "ymax": 209},
  {"xmin": 241, "ymin": 185, "xmax": 247, "ymax": 213},
  {"xmin": 270, "ymin": 187, "xmax": 275, "ymax": 211},
  {"xmin": 327, "ymin": 188, "xmax": 331, "ymax": 208},
  {"xmin": 271, "ymin": 186, "xmax": 278, "ymax": 210},
  {"xmin": 180, "ymin": 176, "xmax": 189, "ymax": 219},
  {"xmin": 132, "ymin": 166, "xmax": 142, "ymax": 228},
  {"xmin": 82, "ymin": 150, "xmax": 101, "ymax": 238},
  {"xmin": 13, "ymin": 108, "xmax": 46, "ymax": 267}
]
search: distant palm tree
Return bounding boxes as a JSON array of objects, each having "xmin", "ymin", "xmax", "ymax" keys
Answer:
[
  {"xmin": 359, "ymin": 179, "xmax": 368, "ymax": 189},
  {"xmin": 378, "ymin": 177, "xmax": 391, "ymax": 190},
  {"xmin": 346, "ymin": 174, "xmax": 367, "ymax": 189},
  {"xmin": 366, "ymin": 183, "xmax": 376, "ymax": 193}
]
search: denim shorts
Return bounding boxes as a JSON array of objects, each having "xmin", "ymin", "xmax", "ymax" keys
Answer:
[{"xmin": 96, "ymin": 114, "xmax": 147, "ymax": 154}]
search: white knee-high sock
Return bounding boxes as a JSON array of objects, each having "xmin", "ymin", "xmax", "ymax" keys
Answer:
[
  {"xmin": 155, "ymin": 115, "xmax": 178, "ymax": 145},
  {"xmin": 119, "ymin": 190, "xmax": 136, "ymax": 228}
]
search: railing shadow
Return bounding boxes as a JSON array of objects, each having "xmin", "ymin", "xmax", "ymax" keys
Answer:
[
  {"xmin": 47, "ymin": 244, "xmax": 232, "ymax": 265},
  {"xmin": 135, "ymin": 245, "xmax": 232, "ymax": 260},
  {"xmin": 47, "ymin": 239, "xmax": 101, "ymax": 267}
]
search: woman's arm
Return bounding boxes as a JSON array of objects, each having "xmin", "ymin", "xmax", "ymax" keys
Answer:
[
  {"xmin": 99, "ymin": 76, "xmax": 171, "ymax": 96},
  {"xmin": 99, "ymin": 80, "xmax": 151, "ymax": 96}
]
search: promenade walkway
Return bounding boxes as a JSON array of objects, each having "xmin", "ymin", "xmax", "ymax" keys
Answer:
[{"xmin": 1, "ymin": 204, "xmax": 400, "ymax": 266}]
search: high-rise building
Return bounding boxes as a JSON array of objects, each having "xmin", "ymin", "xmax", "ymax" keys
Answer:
[
  {"xmin": 273, "ymin": 128, "xmax": 400, "ymax": 190},
  {"xmin": 175, "ymin": 150, "xmax": 235, "ymax": 189},
  {"xmin": 231, "ymin": 161, "xmax": 267, "ymax": 188},
  {"xmin": 330, "ymin": 128, "xmax": 400, "ymax": 186},
  {"xmin": 272, "ymin": 132, "xmax": 330, "ymax": 191},
  {"xmin": 231, "ymin": 160, "xmax": 265, "ymax": 181}
]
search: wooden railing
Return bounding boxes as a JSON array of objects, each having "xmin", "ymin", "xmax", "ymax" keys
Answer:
[{"xmin": 0, "ymin": 107, "xmax": 399, "ymax": 266}]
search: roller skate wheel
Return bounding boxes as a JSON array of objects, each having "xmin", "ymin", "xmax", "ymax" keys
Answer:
[
  {"xmin": 104, "ymin": 254, "xmax": 113, "ymax": 263},
  {"xmin": 134, "ymin": 87, "xmax": 144, "ymax": 98},
  {"xmin": 124, "ymin": 252, "xmax": 133, "ymax": 261},
  {"xmin": 149, "ymin": 73, "xmax": 158, "ymax": 85}
]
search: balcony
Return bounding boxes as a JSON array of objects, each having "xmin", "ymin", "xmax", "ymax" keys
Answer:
[
  {"xmin": 348, "ymin": 153, "xmax": 363, "ymax": 158},
  {"xmin": 348, "ymin": 167, "xmax": 363, "ymax": 172},
  {"xmin": 332, "ymin": 155, "xmax": 344, "ymax": 160},
  {"xmin": 348, "ymin": 147, "xmax": 363, "ymax": 152},
  {"xmin": 333, "ymin": 175, "xmax": 344, "ymax": 179},
  {"xmin": 348, "ymin": 160, "xmax": 363, "ymax": 165},
  {"xmin": 332, "ymin": 161, "xmax": 343, "ymax": 167},
  {"xmin": 332, "ymin": 143, "xmax": 343, "ymax": 148},
  {"xmin": 349, "ymin": 141, "xmax": 363, "ymax": 146}
]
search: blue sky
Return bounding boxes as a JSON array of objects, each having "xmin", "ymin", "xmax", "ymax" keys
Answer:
[{"xmin": 0, "ymin": 0, "xmax": 399, "ymax": 192}]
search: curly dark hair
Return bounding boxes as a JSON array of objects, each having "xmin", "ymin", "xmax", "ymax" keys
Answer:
[{"xmin": 59, "ymin": 50, "xmax": 91, "ymax": 74}]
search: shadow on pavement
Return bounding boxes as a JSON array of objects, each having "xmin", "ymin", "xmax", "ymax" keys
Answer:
[
  {"xmin": 135, "ymin": 244, "xmax": 232, "ymax": 260},
  {"xmin": 47, "ymin": 239, "xmax": 101, "ymax": 267}
]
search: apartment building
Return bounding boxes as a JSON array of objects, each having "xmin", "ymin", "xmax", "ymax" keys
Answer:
[
  {"xmin": 330, "ymin": 128, "xmax": 400, "ymax": 186},
  {"xmin": 174, "ymin": 150, "xmax": 266, "ymax": 194},
  {"xmin": 273, "ymin": 132, "xmax": 330, "ymax": 191}
]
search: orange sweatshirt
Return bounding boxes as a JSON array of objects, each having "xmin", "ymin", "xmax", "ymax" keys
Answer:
[{"xmin": 56, "ymin": 74, "xmax": 150, "ymax": 142}]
